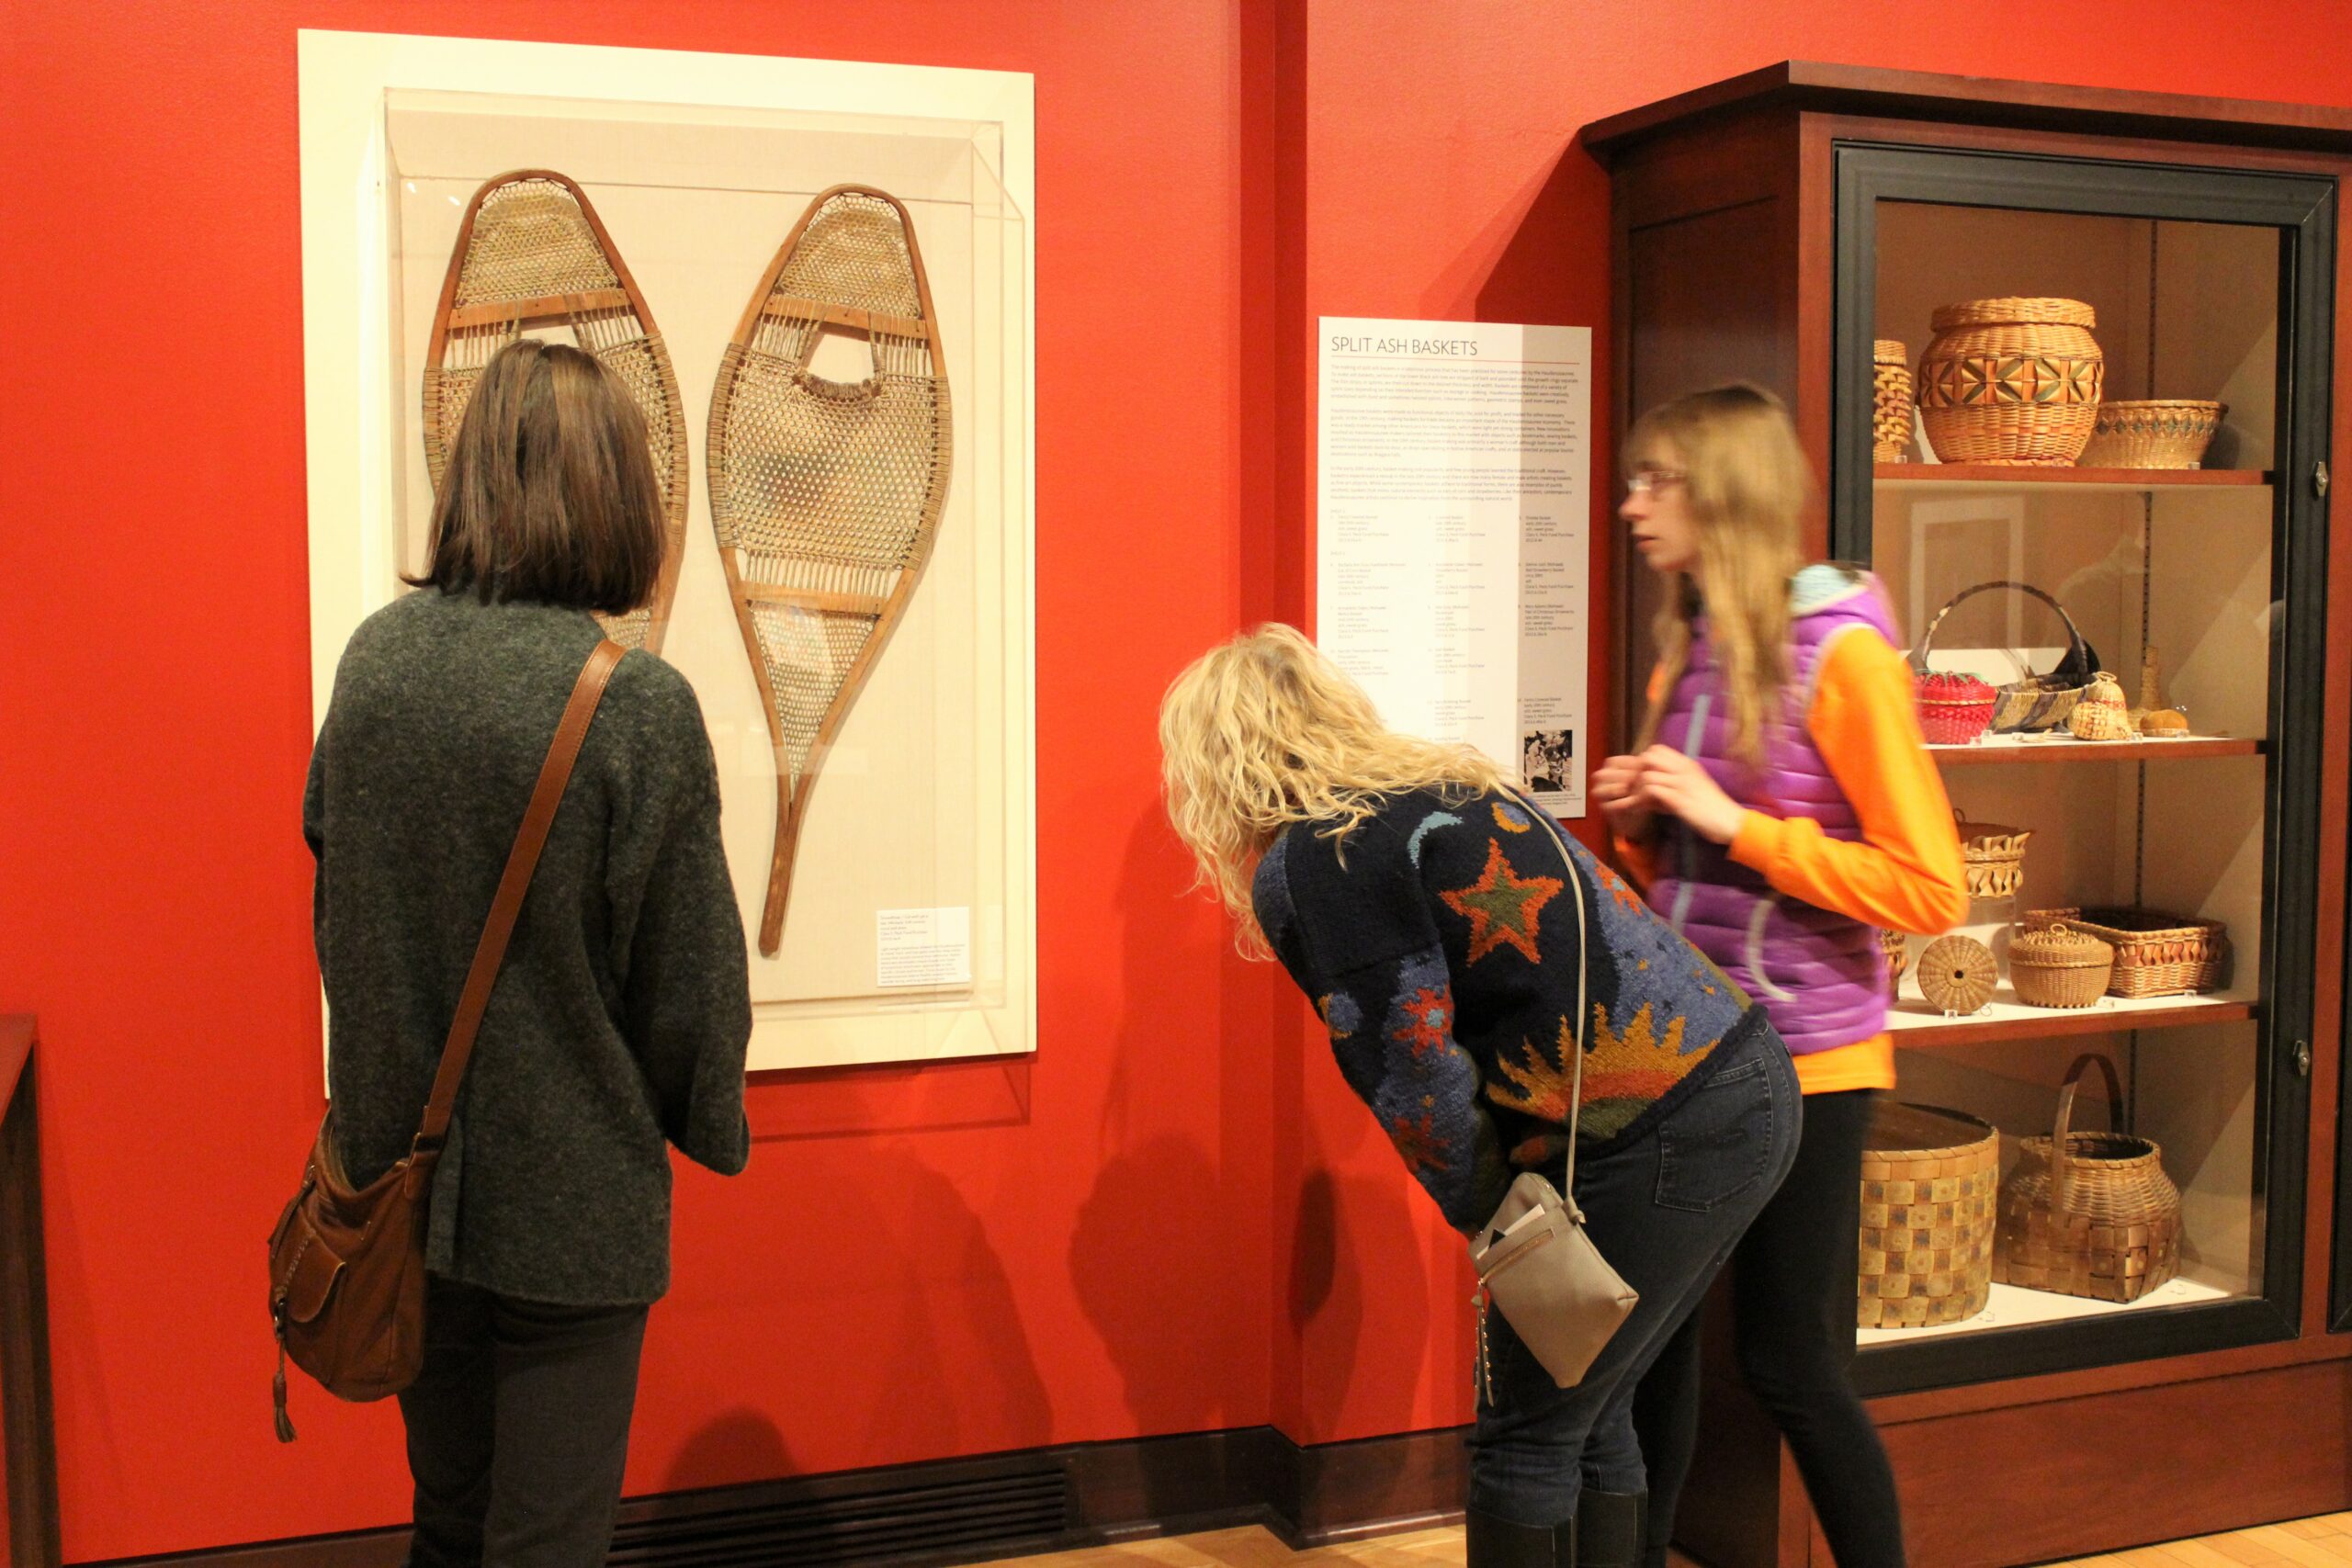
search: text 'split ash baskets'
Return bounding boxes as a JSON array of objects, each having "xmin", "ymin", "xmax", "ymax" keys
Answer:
[
  {"xmin": 424, "ymin": 170, "xmax": 691, "ymax": 652},
  {"xmin": 709, "ymin": 186, "xmax": 955, "ymax": 956}
]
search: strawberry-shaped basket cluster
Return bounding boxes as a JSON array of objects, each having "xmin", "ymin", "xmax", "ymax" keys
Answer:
[{"xmin": 1916, "ymin": 669, "xmax": 1996, "ymax": 744}]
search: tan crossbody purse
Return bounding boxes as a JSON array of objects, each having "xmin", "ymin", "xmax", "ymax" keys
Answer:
[
  {"xmin": 266, "ymin": 639, "xmax": 624, "ymax": 1440},
  {"xmin": 1470, "ymin": 798, "xmax": 1639, "ymax": 1398}
]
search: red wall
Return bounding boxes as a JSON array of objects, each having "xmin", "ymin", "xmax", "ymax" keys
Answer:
[{"xmin": 10, "ymin": 1, "xmax": 2352, "ymax": 1560}]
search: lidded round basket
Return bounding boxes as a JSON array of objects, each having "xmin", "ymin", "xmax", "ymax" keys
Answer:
[
  {"xmin": 1917, "ymin": 298, "xmax": 2105, "ymax": 466},
  {"xmin": 2078, "ymin": 400, "xmax": 2224, "ymax": 469},
  {"xmin": 1873, "ymin": 339, "xmax": 1914, "ymax": 463},
  {"xmin": 1859, "ymin": 1102, "xmax": 1997, "ymax": 1329},
  {"xmin": 2009, "ymin": 922, "xmax": 2115, "ymax": 1010}
]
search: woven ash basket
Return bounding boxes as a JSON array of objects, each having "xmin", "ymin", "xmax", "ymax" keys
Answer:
[
  {"xmin": 2026, "ymin": 907, "xmax": 2229, "ymax": 998},
  {"xmin": 1860, "ymin": 1102, "xmax": 1998, "ymax": 1328},
  {"xmin": 2009, "ymin": 922, "xmax": 2114, "ymax": 1009},
  {"xmin": 1956, "ymin": 812, "xmax": 2030, "ymax": 902},
  {"xmin": 1914, "ymin": 581, "xmax": 2103, "ymax": 735},
  {"xmin": 1917, "ymin": 298, "xmax": 2105, "ymax": 466},
  {"xmin": 2078, "ymin": 400, "xmax": 2224, "ymax": 469},
  {"xmin": 1879, "ymin": 927, "xmax": 1909, "ymax": 1001},
  {"xmin": 1995, "ymin": 1054, "xmax": 2181, "ymax": 1304},
  {"xmin": 1873, "ymin": 340, "xmax": 1914, "ymax": 463}
]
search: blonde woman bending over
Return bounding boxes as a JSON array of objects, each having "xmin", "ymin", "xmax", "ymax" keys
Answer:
[{"xmin": 1160, "ymin": 626, "xmax": 1797, "ymax": 1568}]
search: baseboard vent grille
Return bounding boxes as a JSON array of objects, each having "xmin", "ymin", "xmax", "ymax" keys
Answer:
[{"xmin": 607, "ymin": 1468, "xmax": 1073, "ymax": 1567}]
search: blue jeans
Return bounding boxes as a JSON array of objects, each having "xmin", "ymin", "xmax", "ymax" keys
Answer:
[{"xmin": 1469, "ymin": 1013, "xmax": 1800, "ymax": 1525}]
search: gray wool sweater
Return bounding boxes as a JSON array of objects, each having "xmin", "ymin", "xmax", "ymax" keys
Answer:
[{"xmin": 303, "ymin": 590, "xmax": 752, "ymax": 1305}]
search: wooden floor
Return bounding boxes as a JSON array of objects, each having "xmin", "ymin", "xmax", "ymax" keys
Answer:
[{"xmin": 975, "ymin": 1513, "xmax": 2352, "ymax": 1567}]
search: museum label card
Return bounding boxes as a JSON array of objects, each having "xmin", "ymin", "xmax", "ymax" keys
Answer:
[
  {"xmin": 1316, "ymin": 317, "xmax": 1591, "ymax": 815},
  {"xmin": 876, "ymin": 906, "xmax": 974, "ymax": 989}
]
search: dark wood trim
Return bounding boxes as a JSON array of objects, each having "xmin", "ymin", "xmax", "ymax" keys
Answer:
[
  {"xmin": 1877, "ymin": 462, "xmax": 2274, "ymax": 487},
  {"xmin": 1, "ymin": 1018, "xmax": 58, "ymax": 1568},
  {"xmin": 1587, "ymin": 60, "xmax": 2352, "ymax": 160},
  {"xmin": 84, "ymin": 1424, "xmax": 1472, "ymax": 1568}
]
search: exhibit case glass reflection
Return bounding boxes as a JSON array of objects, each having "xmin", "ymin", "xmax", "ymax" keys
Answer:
[
  {"xmin": 1834, "ymin": 151, "xmax": 2330, "ymax": 1392},
  {"xmin": 298, "ymin": 31, "xmax": 1035, "ymax": 1070}
]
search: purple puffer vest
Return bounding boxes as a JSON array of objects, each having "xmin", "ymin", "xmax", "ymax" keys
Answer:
[{"xmin": 1647, "ymin": 566, "xmax": 1899, "ymax": 1055}]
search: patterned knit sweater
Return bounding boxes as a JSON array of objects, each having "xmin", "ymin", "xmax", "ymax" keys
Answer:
[{"xmin": 1252, "ymin": 786, "xmax": 1764, "ymax": 1233}]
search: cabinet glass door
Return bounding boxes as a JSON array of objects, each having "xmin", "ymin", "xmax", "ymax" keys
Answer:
[{"xmin": 1832, "ymin": 145, "xmax": 2332, "ymax": 1393}]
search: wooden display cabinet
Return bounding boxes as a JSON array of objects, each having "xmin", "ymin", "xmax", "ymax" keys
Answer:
[{"xmin": 1588, "ymin": 65, "xmax": 2352, "ymax": 1568}]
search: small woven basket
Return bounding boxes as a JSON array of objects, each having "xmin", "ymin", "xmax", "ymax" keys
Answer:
[
  {"xmin": 1873, "ymin": 340, "xmax": 1914, "ymax": 462},
  {"xmin": 1917, "ymin": 935, "xmax": 1998, "ymax": 1016},
  {"xmin": 1957, "ymin": 814, "xmax": 2030, "ymax": 902},
  {"xmin": 1917, "ymin": 671, "xmax": 1996, "ymax": 745},
  {"xmin": 2026, "ymin": 908, "xmax": 2229, "ymax": 998},
  {"xmin": 1913, "ymin": 581, "xmax": 2103, "ymax": 735},
  {"xmin": 2078, "ymin": 400, "xmax": 2224, "ymax": 469},
  {"xmin": 2009, "ymin": 922, "xmax": 2114, "ymax": 1009},
  {"xmin": 1917, "ymin": 298, "xmax": 2105, "ymax": 466},
  {"xmin": 1859, "ymin": 1102, "xmax": 1997, "ymax": 1329},
  {"xmin": 1995, "ymin": 1054, "xmax": 2181, "ymax": 1303},
  {"xmin": 2066, "ymin": 671, "xmax": 2133, "ymax": 741},
  {"xmin": 1880, "ymin": 927, "xmax": 1909, "ymax": 1001}
]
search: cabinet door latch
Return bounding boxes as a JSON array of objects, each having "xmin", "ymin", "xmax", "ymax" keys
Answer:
[
  {"xmin": 2294, "ymin": 1039, "xmax": 2312, "ymax": 1077},
  {"xmin": 2316, "ymin": 461, "xmax": 2331, "ymax": 499}
]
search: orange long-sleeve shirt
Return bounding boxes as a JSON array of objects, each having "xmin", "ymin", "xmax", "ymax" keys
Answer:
[{"xmin": 1618, "ymin": 630, "xmax": 1968, "ymax": 1094}]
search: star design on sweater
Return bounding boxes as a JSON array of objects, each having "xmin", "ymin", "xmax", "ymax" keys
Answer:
[
  {"xmin": 1440, "ymin": 839, "xmax": 1563, "ymax": 964},
  {"xmin": 1386, "ymin": 1109, "xmax": 1451, "ymax": 1176},
  {"xmin": 1390, "ymin": 986, "xmax": 1454, "ymax": 1060}
]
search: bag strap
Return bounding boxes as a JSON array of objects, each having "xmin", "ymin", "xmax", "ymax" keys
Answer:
[
  {"xmin": 415, "ymin": 639, "xmax": 626, "ymax": 1149},
  {"xmin": 1515, "ymin": 792, "xmax": 1592, "ymax": 1190}
]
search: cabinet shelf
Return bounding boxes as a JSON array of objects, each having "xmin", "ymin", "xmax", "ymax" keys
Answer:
[
  {"xmin": 1928, "ymin": 735, "xmax": 2264, "ymax": 766},
  {"xmin": 1876, "ymin": 463, "xmax": 2273, "ymax": 491},
  {"xmin": 1886, "ymin": 987, "xmax": 2254, "ymax": 1046}
]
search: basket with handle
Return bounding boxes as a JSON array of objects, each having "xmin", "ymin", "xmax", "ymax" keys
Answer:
[
  {"xmin": 1859, "ymin": 1102, "xmax": 1998, "ymax": 1328},
  {"xmin": 1913, "ymin": 580, "xmax": 2103, "ymax": 734},
  {"xmin": 1994, "ymin": 1053, "xmax": 2181, "ymax": 1303}
]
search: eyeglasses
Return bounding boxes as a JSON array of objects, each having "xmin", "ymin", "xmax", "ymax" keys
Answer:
[{"xmin": 1625, "ymin": 468, "xmax": 1688, "ymax": 497}]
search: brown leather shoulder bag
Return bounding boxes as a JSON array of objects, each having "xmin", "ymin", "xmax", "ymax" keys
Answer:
[{"xmin": 267, "ymin": 639, "xmax": 624, "ymax": 1440}]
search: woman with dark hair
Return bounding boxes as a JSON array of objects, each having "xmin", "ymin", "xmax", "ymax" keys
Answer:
[{"xmin": 304, "ymin": 340, "xmax": 752, "ymax": 1566}]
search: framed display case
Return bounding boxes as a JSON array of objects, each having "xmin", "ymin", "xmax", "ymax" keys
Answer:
[
  {"xmin": 298, "ymin": 31, "xmax": 1035, "ymax": 1072},
  {"xmin": 1590, "ymin": 65, "xmax": 2352, "ymax": 1568}
]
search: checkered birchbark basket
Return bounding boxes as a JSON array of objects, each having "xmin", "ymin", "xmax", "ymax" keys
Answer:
[
  {"xmin": 1995, "ymin": 1054, "xmax": 2181, "ymax": 1303},
  {"xmin": 1859, "ymin": 1102, "xmax": 1997, "ymax": 1328}
]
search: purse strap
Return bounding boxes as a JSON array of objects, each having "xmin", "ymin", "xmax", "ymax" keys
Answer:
[
  {"xmin": 1515, "ymin": 792, "xmax": 1593, "ymax": 1189},
  {"xmin": 415, "ymin": 639, "xmax": 626, "ymax": 1150}
]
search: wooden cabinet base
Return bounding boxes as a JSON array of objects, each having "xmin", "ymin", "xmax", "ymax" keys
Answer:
[{"xmin": 1682, "ymin": 1348, "xmax": 2352, "ymax": 1568}]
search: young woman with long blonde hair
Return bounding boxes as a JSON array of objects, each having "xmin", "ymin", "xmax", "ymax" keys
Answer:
[
  {"xmin": 1162, "ymin": 626, "xmax": 1798, "ymax": 1568},
  {"xmin": 1596, "ymin": 384, "xmax": 1966, "ymax": 1568}
]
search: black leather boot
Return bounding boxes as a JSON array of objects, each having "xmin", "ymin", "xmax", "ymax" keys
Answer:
[
  {"xmin": 1465, "ymin": 1505, "xmax": 1576, "ymax": 1567},
  {"xmin": 1576, "ymin": 1488, "xmax": 1646, "ymax": 1568}
]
